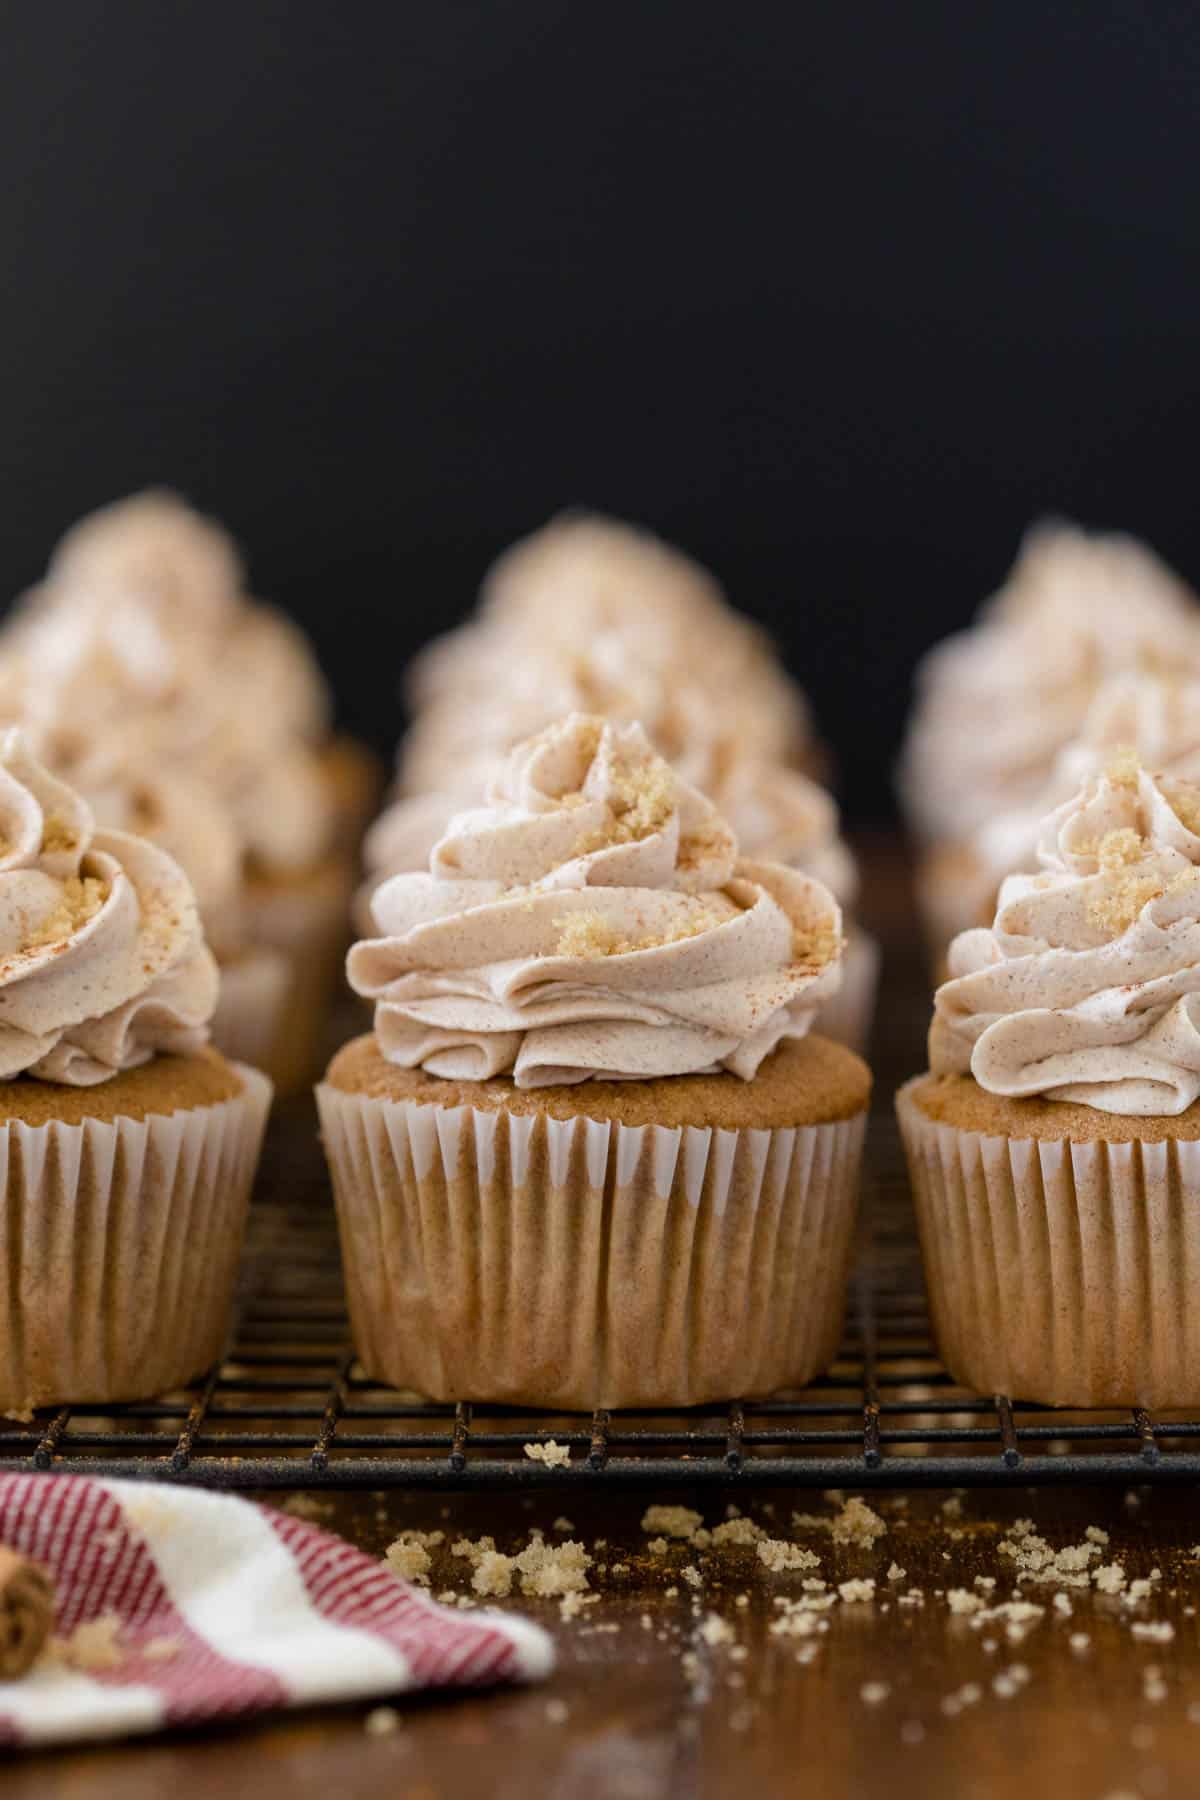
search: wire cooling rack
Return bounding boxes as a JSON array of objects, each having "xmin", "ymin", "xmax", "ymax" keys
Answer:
[{"xmin": 2, "ymin": 1102, "xmax": 1198, "ymax": 1490}]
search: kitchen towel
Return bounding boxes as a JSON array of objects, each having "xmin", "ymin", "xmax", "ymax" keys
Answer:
[{"xmin": 0, "ymin": 1472, "xmax": 554, "ymax": 1748}]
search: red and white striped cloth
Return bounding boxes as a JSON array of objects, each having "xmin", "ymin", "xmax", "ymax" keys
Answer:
[{"xmin": 0, "ymin": 1473, "xmax": 554, "ymax": 1749}]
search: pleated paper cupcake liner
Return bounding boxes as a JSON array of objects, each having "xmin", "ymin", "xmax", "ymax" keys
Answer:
[
  {"xmin": 817, "ymin": 928, "xmax": 880, "ymax": 1053},
  {"xmin": 211, "ymin": 948, "xmax": 291, "ymax": 1070},
  {"xmin": 317, "ymin": 1082, "xmax": 867, "ymax": 1410},
  {"xmin": 897, "ymin": 1079, "xmax": 1200, "ymax": 1408},
  {"xmin": 0, "ymin": 1064, "xmax": 272, "ymax": 1415}
]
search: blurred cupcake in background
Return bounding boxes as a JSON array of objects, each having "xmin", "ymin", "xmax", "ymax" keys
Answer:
[
  {"xmin": 405, "ymin": 511, "xmax": 821, "ymax": 778},
  {"xmin": 320, "ymin": 714, "xmax": 870, "ymax": 1409},
  {"xmin": 898, "ymin": 519, "xmax": 1200, "ymax": 965},
  {"xmin": 0, "ymin": 491, "xmax": 378, "ymax": 1088}
]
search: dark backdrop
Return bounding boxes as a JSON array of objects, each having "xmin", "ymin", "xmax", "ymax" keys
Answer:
[{"xmin": 2, "ymin": 3, "xmax": 1198, "ymax": 821}]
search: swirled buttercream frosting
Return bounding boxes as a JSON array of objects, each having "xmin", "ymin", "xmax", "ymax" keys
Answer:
[
  {"xmin": 350, "ymin": 714, "xmax": 844, "ymax": 1086},
  {"xmin": 0, "ymin": 730, "xmax": 218, "ymax": 1085},
  {"xmin": 931, "ymin": 753, "xmax": 1200, "ymax": 1114}
]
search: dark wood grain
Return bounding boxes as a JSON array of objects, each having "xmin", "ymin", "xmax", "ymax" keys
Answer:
[{"xmin": 17, "ymin": 836, "xmax": 1200, "ymax": 1799}]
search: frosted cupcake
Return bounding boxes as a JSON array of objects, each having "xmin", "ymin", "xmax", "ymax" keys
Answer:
[
  {"xmin": 319, "ymin": 714, "xmax": 870, "ymax": 1409},
  {"xmin": 899, "ymin": 521, "xmax": 1200, "ymax": 962},
  {"xmin": 898, "ymin": 750, "xmax": 1200, "ymax": 1407},
  {"xmin": 3, "ymin": 492, "xmax": 370, "ymax": 1087},
  {"xmin": 0, "ymin": 730, "xmax": 270, "ymax": 1413}
]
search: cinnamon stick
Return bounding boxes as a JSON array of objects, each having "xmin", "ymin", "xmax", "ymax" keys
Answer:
[{"xmin": 0, "ymin": 1545, "xmax": 54, "ymax": 1679}]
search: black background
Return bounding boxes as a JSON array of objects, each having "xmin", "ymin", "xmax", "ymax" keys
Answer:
[{"xmin": 2, "ymin": 3, "xmax": 1198, "ymax": 821}]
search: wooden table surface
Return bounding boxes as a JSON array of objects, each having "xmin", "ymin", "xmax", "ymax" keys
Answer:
[{"xmin": 21, "ymin": 836, "xmax": 1200, "ymax": 1800}]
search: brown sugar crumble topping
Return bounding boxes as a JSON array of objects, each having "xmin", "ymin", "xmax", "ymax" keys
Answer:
[
  {"xmin": 23, "ymin": 875, "xmax": 107, "ymax": 950},
  {"xmin": 39, "ymin": 810, "xmax": 77, "ymax": 854},
  {"xmin": 554, "ymin": 901, "xmax": 728, "ymax": 960}
]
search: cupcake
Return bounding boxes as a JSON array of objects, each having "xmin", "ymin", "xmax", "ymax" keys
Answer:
[
  {"xmin": 898, "ymin": 750, "xmax": 1200, "ymax": 1407},
  {"xmin": 0, "ymin": 730, "xmax": 270, "ymax": 1413},
  {"xmin": 898, "ymin": 520, "xmax": 1200, "ymax": 962},
  {"xmin": 319, "ymin": 714, "xmax": 870, "ymax": 1409},
  {"xmin": 3, "ymin": 491, "xmax": 369, "ymax": 1088},
  {"xmin": 404, "ymin": 511, "xmax": 820, "ymax": 779}
]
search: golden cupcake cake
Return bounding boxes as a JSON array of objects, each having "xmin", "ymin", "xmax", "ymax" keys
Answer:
[
  {"xmin": 898, "ymin": 750, "xmax": 1200, "ymax": 1407},
  {"xmin": 319, "ymin": 714, "xmax": 870, "ymax": 1410},
  {"xmin": 0, "ymin": 730, "xmax": 270, "ymax": 1414}
]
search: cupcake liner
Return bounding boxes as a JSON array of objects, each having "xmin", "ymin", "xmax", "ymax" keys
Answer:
[
  {"xmin": 897, "ymin": 1079, "xmax": 1200, "ymax": 1408},
  {"xmin": 316, "ymin": 1082, "xmax": 866, "ymax": 1410},
  {"xmin": 817, "ymin": 928, "xmax": 880, "ymax": 1053},
  {"xmin": 211, "ymin": 949, "xmax": 291, "ymax": 1070},
  {"xmin": 0, "ymin": 1064, "xmax": 272, "ymax": 1414}
]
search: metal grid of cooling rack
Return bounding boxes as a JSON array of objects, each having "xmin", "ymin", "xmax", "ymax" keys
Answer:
[{"xmin": 2, "ymin": 1109, "xmax": 1198, "ymax": 1489}]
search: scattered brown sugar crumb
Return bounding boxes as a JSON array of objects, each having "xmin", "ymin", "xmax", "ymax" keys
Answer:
[
  {"xmin": 1093, "ymin": 1562, "xmax": 1127, "ymax": 1595},
  {"xmin": 946, "ymin": 1588, "xmax": 985, "ymax": 1616},
  {"xmin": 641, "ymin": 1505, "xmax": 704, "ymax": 1541},
  {"xmin": 364, "ymin": 1705, "xmax": 402, "ymax": 1736},
  {"xmin": 710, "ymin": 1517, "xmax": 766, "ymax": 1549},
  {"xmin": 698, "ymin": 1612, "xmax": 735, "ymax": 1647},
  {"xmin": 860, "ymin": 1681, "xmax": 891, "ymax": 1705},
  {"xmin": 829, "ymin": 1498, "xmax": 888, "ymax": 1549},
  {"xmin": 24, "ymin": 876, "xmax": 107, "ymax": 950},
  {"xmin": 524, "ymin": 1440, "xmax": 570, "ymax": 1467},
  {"xmin": 472, "ymin": 1551, "xmax": 515, "ymax": 1598},
  {"xmin": 757, "ymin": 1538, "xmax": 821, "ymax": 1575},
  {"xmin": 42, "ymin": 1611, "xmax": 124, "ymax": 1672},
  {"xmin": 838, "ymin": 1578, "xmax": 876, "ymax": 1603},
  {"xmin": 385, "ymin": 1529, "xmax": 446, "ymax": 1587},
  {"xmin": 514, "ymin": 1536, "xmax": 592, "ymax": 1598},
  {"xmin": 886, "ymin": 1562, "xmax": 907, "ymax": 1583}
]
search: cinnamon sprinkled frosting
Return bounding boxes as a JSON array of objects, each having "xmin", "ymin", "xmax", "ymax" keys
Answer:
[
  {"xmin": 931, "ymin": 755, "xmax": 1200, "ymax": 1114},
  {"xmin": 350, "ymin": 714, "xmax": 843, "ymax": 1086},
  {"xmin": 0, "ymin": 731, "xmax": 217, "ymax": 1085}
]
